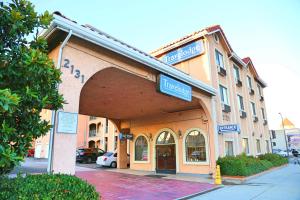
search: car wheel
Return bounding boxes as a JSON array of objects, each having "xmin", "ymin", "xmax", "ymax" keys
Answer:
[
  {"xmin": 87, "ymin": 157, "xmax": 92, "ymax": 163},
  {"xmin": 110, "ymin": 161, "xmax": 117, "ymax": 168}
]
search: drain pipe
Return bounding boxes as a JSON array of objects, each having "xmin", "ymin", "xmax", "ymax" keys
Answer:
[{"xmin": 47, "ymin": 30, "xmax": 73, "ymax": 173}]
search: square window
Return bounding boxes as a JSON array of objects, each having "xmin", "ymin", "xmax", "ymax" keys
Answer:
[
  {"xmin": 225, "ymin": 141, "xmax": 234, "ymax": 156},
  {"xmin": 242, "ymin": 138, "xmax": 249, "ymax": 154},
  {"xmin": 215, "ymin": 50, "xmax": 225, "ymax": 69}
]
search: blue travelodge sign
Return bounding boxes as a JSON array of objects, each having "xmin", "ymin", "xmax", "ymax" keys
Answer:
[
  {"xmin": 218, "ymin": 124, "xmax": 240, "ymax": 134},
  {"xmin": 157, "ymin": 74, "xmax": 192, "ymax": 102},
  {"xmin": 161, "ymin": 40, "xmax": 204, "ymax": 65}
]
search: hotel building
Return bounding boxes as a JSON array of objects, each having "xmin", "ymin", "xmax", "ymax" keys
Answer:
[{"xmin": 42, "ymin": 13, "xmax": 270, "ymax": 175}]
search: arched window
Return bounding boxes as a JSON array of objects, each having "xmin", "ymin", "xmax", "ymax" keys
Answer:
[
  {"xmin": 156, "ymin": 131, "xmax": 175, "ymax": 144},
  {"xmin": 185, "ymin": 130, "xmax": 206, "ymax": 162},
  {"xmin": 89, "ymin": 123, "xmax": 96, "ymax": 137},
  {"xmin": 135, "ymin": 136, "xmax": 148, "ymax": 161}
]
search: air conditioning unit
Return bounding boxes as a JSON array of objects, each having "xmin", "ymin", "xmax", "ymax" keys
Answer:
[
  {"xmin": 239, "ymin": 110, "xmax": 247, "ymax": 118},
  {"xmin": 253, "ymin": 115, "xmax": 258, "ymax": 122},
  {"xmin": 221, "ymin": 103, "xmax": 225, "ymax": 110},
  {"xmin": 235, "ymin": 79, "xmax": 242, "ymax": 87},
  {"xmin": 217, "ymin": 66, "xmax": 226, "ymax": 76},
  {"xmin": 221, "ymin": 103, "xmax": 231, "ymax": 113}
]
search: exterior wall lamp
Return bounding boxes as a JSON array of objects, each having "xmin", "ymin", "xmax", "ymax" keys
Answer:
[
  {"xmin": 148, "ymin": 133, "xmax": 153, "ymax": 141},
  {"xmin": 178, "ymin": 130, "xmax": 182, "ymax": 138}
]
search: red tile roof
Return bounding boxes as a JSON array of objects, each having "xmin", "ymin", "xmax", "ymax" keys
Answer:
[
  {"xmin": 151, "ymin": 25, "xmax": 233, "ymax": 54},
  {"xmin": 242, "ymin": 57, "xmax": 251, "ymax": 64},
  {"xmin": 151, "ymin": 25, "xmax": 233, "ymax": 55}
]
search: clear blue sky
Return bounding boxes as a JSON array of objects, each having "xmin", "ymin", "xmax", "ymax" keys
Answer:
[{"xmin": 30, "ymin": 0, "xmax": 300, "ymax": 129}]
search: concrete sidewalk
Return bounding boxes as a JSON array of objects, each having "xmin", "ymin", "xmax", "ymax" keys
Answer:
[{"xmin": 191, "ymin": 164, "xmax": 300, "ymax": 200}]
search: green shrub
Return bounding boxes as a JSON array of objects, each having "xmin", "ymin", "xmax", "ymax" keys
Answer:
[
  {"xmin": 258, "ymin": 153, "xmax": 288, "ymax": 166},
  {"xmin": 217, "ymin": 153, "xmax": 279, "ymax": 176},
  {"xmin": 0, "ymin": 174, "xmax": 99, "ymax": 200}
]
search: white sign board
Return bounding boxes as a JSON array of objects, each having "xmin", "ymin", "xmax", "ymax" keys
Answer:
[{"xmin": 57, "ymin": 111, "xmax": 78, "ymax": 134}]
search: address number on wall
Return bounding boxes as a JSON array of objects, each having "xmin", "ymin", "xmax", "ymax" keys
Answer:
[{"xmin": 62, "ymin": 59, "xmax": 85, "ymax": 84}]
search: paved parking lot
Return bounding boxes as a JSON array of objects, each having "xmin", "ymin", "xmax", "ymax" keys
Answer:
[{"xmin": 76, "ymin": 170, "xmax": 217, "ymax": 200}]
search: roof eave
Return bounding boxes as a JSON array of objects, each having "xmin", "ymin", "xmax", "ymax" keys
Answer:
[{"xmin": 41, "ymin": 15, "xmax": 216, "ymax": 96}]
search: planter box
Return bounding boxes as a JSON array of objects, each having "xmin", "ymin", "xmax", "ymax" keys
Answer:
[{"xmin": 222, "ymin": 164, "xmax": 288, "ymax": 184}]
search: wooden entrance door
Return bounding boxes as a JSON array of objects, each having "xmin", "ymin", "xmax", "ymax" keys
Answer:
[{"xmin": 156, "ymin": 144, "xmax": 176, "ymax": 174}]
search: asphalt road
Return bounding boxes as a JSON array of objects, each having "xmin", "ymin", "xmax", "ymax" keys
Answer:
[{"xmin": 9, "ymin": 157, "xmax": 108, "ymax": 176}]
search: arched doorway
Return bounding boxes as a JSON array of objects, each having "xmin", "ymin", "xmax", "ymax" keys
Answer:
[
  {"xmin": 96, "ymin": 140, "xmax": 100, "ymax": 148},
  {"xmin": 155, "ymin": 130, "xmax": 176, "ymax": 174},
  {"xmin": 88, "ymin": 140, "xmax": 95, "ymax": 148}
]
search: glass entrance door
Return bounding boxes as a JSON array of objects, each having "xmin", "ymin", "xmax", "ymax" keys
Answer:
[{"xmin": 155, "ymin": 130, "xmax": 176, "ymax": 174}]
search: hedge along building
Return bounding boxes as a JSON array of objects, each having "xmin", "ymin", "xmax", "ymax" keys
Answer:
[
  {"xmin": 42, "ymin": 12, "xmax": 217, "ymax": 175},
  {"xmin": 151, "ymin": 25, "xmax": 271, "ymax": 158}
]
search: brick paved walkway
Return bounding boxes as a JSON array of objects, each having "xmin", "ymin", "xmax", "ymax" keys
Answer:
[{"xmin": 76, "ymin": 170, "xmax": 217, "ymax": 200}]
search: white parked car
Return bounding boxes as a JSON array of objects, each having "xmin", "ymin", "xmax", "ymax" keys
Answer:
[
  {"xmin": 96, "ymin": 152, "xmax": 130, "ymax": 168},
  {"xmin": 274, "ymin": 149, "xmax": 288, "ymax": 157}
]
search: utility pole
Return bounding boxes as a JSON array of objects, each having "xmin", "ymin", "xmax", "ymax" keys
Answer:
[{"xmin": 278, "ymin": 112, "xmax": 289, "ymax": 157}]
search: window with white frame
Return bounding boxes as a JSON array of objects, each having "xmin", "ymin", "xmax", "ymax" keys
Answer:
[
  {"xmin": 185, "ymin": 130, "xmax": 206, "ymax": 162},
  {"xmin": 233, "ymin": 65, "xmax": 240, "ymax": 82},
  {"xmin": 257, "ymin": 84, "xmax": 262, "ymax": 96},
  {"xmin": 261, "ymin": 108, "xmax": 266, "ymax": 120},
  {"xmin": 213, "ymin": 33, "xmax": 219, "ymax": 43},
  {"xmin": 242, "ymin": 138, "xmax": 250, "ymax": 154},
  {"xmin": 215, "ymin": 49, "xmax": 225, "ymax": 69},
  {"xmin": 219, "ymin": 85, "xmax": 230, "ymax": 105},
  {"xmin": 256, "ymin": 139, "xmax": 261, "ymax": 154},
  {"xmin": 225, "ymin": 141, "xmax": 234, "ymax": 156},
  {"xmin": 251, "ymin": 102, "xmax": 256, "ymax": 116},
  {"xmin": 134, "ymin": 135, "xmax": 148, "ymax": 161},
  {"xmin": 237, "ymin": 95, "xmax": 245, "ymax": 111},
  {"xmin": 247, "ymin": 75, "xmax": 252, "ymax": 89}
]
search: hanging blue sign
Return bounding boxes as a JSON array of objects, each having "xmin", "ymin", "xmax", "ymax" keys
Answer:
[
  {"xmin": 157, "ymin": 74, "xmax": 192, "ymax": 102},
  {"xmin": 161, "ymin": 40, "xmax": 204, "ymax": 65},
  {"xmin": 119, "ymin": 133, "xmax": 133, "ymax": 141},
  {"xmin": 218, "ymin": 124, "xmax": 240, "ymax": 133}
]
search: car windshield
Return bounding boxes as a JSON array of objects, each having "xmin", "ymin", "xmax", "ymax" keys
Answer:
[{"xmin": 103, "ymin": 152, "xmax": 113, "ymax": 157}]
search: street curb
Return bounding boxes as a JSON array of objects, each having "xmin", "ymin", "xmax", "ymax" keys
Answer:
[
  {"xmin": 176, "ymin": 185, "xmax": 223, "ymax": 200},
  {"xmin": 222, "ymin": 164, "xmax": 288, "ymax": 184}
]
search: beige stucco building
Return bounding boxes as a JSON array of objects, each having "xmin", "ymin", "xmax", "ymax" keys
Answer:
[
  {"xmin": 151, "ymin": 25, "xmax": 271, "ymax": 157},
  {"xmin": 39, "ymin": 12, "xmax": 270, "ymax": 175},
  {"xmin": 85, "ymin": 116, "xmax": 118, "ymax": 152},
  {"xmin": 34, "ymin": 113, "xmax": 117, "ymax": 158}
]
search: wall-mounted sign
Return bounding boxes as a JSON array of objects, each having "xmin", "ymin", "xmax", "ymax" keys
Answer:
[
  {"xmin": 161, "ymin": 40, "xmax": 204, "ymax": 65},
  {"xmin": 218, "ymin": 124, "xmax": 240, "ymax": 134},
  {"xmin": 57, "ymin": 111, "xmax": 78, "ymax": 134},
  {"xmin": 157, "ymin": 74, "xmax": 192, "ymax": 102},
  {"xmin": 119, "ymin": 133, "xmax": 133, "ymax": 141}
]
